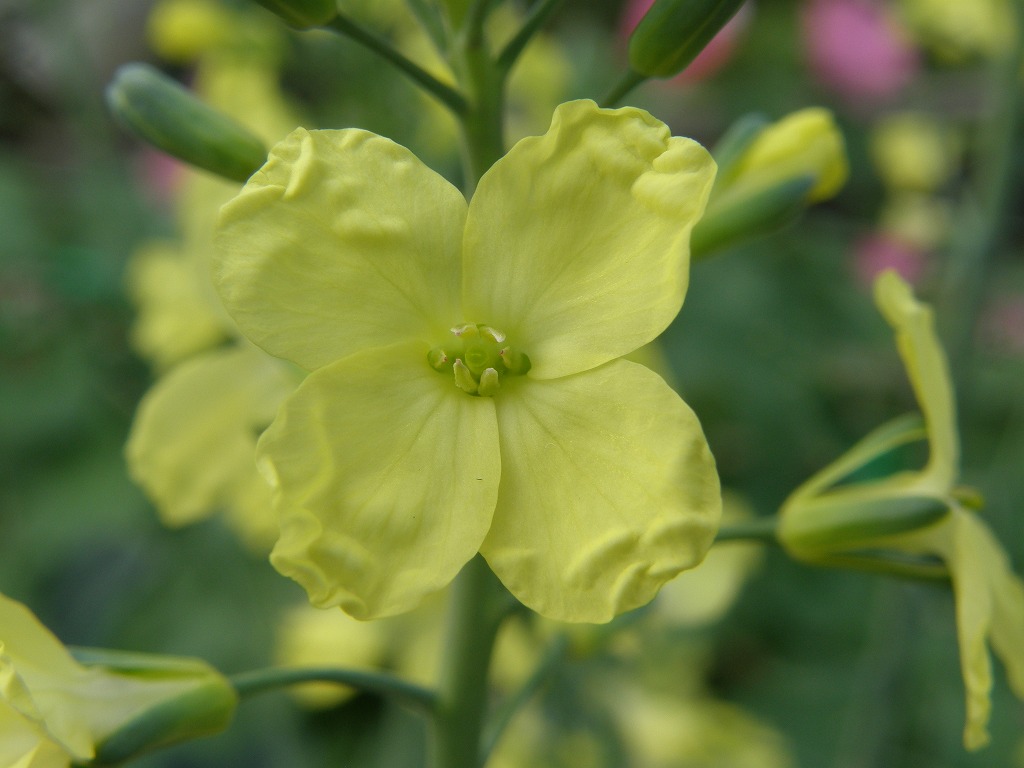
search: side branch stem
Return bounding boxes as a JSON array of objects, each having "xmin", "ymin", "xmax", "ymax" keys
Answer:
[
  {"xmin": 229, "ymin": 666, "xmax": 437, "ymax": 715},
  {"xmin": 481, "ymin": 633, "xmax": 569, "ymax": 760},
  {"xmin": 324, "ymin": 14, "xmax": 468, "ymax": 115},
  {"xmin": 496, "ymin": 0, "xmax": 566, "ymax": 73},
  {"xmin": 600, "ymin": 69, "xmax": 647, "ymax": 108},
  {"xmin": 713, "ymin": 515, "xmax": 780, "ymax": 544}
]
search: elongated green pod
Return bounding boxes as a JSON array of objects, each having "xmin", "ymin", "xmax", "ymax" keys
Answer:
[
  {"xmin": 107, "ymin": 63, "xmax": 267, "ymax": 182},
  {"xmin": 628, "ymin": 0, "xmax": 746, "ymax": 78}
]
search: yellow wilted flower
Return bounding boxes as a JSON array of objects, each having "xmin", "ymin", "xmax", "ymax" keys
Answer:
[
  {"xmin": 0, "ymin": 593, "xmax": 235, "ymax": 768},
  {"xmin": 779, "ymin": 271, "xmax": 1024, "ymax": 750}
]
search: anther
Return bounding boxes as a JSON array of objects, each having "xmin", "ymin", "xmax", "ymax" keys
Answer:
[{"xmin": 453, "ymin": 359, "xmax": 478, "ymax": 394}]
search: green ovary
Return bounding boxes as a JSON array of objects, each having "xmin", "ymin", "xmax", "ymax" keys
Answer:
[{"xmin": 427, "ymin": 324, "xmax": 531, "ymax": 397}]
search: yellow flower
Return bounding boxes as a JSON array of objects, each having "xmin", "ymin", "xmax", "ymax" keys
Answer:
[
  {"xmin": 779, "ymin": 271, "xmax": 1024, "ymax": 750},
  {"xmin": 214, "ymin": 99, "xmax": 721, "ymax": 623},
  {"xmin": 0, "ymin": 592, "xmax": 236, "ymax": 768}
]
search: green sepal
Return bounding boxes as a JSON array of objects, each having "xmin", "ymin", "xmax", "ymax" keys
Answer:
[
  {"xmin": 249, "ymin": 0, "xmax": 337, "ymax": 29},
  {"xmin": 69, "ymin": 648, "xmax": 238, "ymax": 766},
  {"xmin": 628, "ymin": 0, "xmax": 746, "ymax": 78},
  {"xmin": 691, "ymin": 175, "xmax": 814, "ymax": 258},
  {"xmin": 780, "ymin": 494, "xmax": 951, "ymax": 556},
  {"xmin": 709, "ymin": 113, "xmax": 769, "ymax": 188},
  {"xmin": 106, "ymin": 63, "xmax": 267, "ymax": 183}
]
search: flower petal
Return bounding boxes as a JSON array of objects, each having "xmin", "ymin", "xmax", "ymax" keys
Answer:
[
  {"xmin": 125, "ymin": 240, "xmax": 229, "ymax": 371},
  {"xmin": 215, "ymin": 128, "xmax": 466, "ymax": 370},
  {"xmin": 125, "ymin": 345, "xmax": 299, "ymax": 548},
  {"xmin": 462, "ymin": 100, "xmax": 716, "ymax": 379},
  {"xmin": 874, "ymin": 270, "xmax": 958, "ymax": 490},
  {"xmin": 894, "ymin": 508, "xmax": 1024, "ymax": 749},
  {"xmin": 264, "ymin": 341, "xmax": 499, "ymax": 619},
  {"xmin": 481, "ymin": 359, "xmax": 721, "ymax": 622}
]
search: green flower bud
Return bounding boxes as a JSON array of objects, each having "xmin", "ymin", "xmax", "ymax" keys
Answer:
[
  {"xmin": 778, "ymin": 493, "xmax": 951, "ymax": 559},
  {"xmin": 628, "ymin": 0, "xmax": 746, "ymax": 78},
  {"xmin": 106, "ymin": 63, "xmax": 267, "ymax": 182},
  {"xmin": 249, "ymin": 0, "xmax": 337, "ymax": 29}
]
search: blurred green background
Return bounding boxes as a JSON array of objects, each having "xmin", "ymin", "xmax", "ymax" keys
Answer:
[{"xmin": 1, "ymin": 0, "xmax": 1023, "ymax": 766}]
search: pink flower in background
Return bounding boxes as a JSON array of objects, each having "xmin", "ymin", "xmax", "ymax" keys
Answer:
[
  {"xmin": 622, "ymin": 0, "xmax": 753, "ymax": 83},
  {"xmin": 802, "ymin": 0, "xmax": 919, "ymax": 103},
  {"xmin": 137, "ymin": 148, "xmax": 185, "ymax": 209},
  {"xmin": 980, "ymin": 296, "xmax": 1024, "ymax": 356},
  {"xmin": 852, "ymin": 232, "xmax": 927, "ymax": 287}
]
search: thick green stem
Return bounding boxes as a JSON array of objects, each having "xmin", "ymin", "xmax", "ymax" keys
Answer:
[
  {"xmin": 454, "ymin": 34, "xmax": 506, "ymax": 194},
  {"xmin": 430, "ymin": 556, "xmax": 509, "ymax": 768},
  {"xmin": 427, "ymin": 11, "xmax": 517, "ymax": 767},
  {"xmin": 228, "ymin": 666, "xmax": 437, "ymax": 715}
]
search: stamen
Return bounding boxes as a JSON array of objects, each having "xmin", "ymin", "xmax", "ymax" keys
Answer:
[
  {"xmin": 478, "ymin": 368, "xmax": 500, "ymax": 397},
  {"xmin": 453, "ymin": 359, "xmax": 478, "ymax": 394},
  {"xmin": 427, "ymin": 323, "xmax": 528, "ymax": 397}
]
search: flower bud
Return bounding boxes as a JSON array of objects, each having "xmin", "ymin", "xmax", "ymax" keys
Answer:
[
  {"xmin": 720, "ymin": 107, "xmax": 848, "ymax": 204},
  {"xmin": 107, "ymin": 63, "xmax": 267, "ymax": 182},
  {"xmin": 248, "ymin": 0, "xmax": 336, "ymax": 29},
  {"xmin": 692, "ymin": 108, "xmax": 847, "ymax": 257},
  {"xmin": 628, "ymin": 0, "xmax": 747, "ymax": 78}
]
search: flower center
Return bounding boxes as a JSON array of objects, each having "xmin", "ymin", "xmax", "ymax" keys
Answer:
[{"xmin": 427, "ymin": 324, "xmax": 531, "ymax": 397}]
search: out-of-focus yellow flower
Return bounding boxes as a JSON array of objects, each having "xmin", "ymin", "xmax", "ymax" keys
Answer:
[
  {"xmin": 125, "ymin": 37, "xmax": 303, "ymax": 549},
  {"xmin": 273, "ymin": 595, "xmax": 533, "ymax": 709},
  {"xmin": 0, "ymin": 592, "xmax": 236, "ymax": 768},
  {"xmin": 215, "ymin": 101, "xmax": 720, "ymax": 623},
  {"xmin": 148, "ymin": 0, "xmax": 283, "ymax": 64},
  {"xmin": 613, "ymin": 686, "xmax": 794, "ymax": 768},
  {"xmin": 899, "ymin": 0, "xmax": 1015, "ymax": 63},
  {"xmin": 274, "ymin": 604, "xmax": 390, "ymax": 708},
  {"xmin": 655, "ymin": 491, "xmax": 763, "ymax": 627},
  {"xmin": 147, "ymin": 0, "xmax": 235, "ymax": 63},
  {"xmin": 126, "ymin": 239, "xmax": 228, "ymax": 371},
  {"xmin": 871, "ymin": 112, "xmax": 958, "ymax": 193},
  {"xmin": 779, "ymin": 271, "xmax": 1024, "ymax": 750},
  {"xmin": 878, "ymin": 192, "xmax": 951, "ymax": 252}
]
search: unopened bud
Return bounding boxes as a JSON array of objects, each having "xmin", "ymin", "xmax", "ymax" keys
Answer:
[
  {"xmin": 107, "ymin": 63, "xmax": 267, "ymax": 182},
  {"xmin": 628, "ymin": 0, "xmax": 746, "ymax": 78}
]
